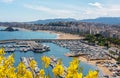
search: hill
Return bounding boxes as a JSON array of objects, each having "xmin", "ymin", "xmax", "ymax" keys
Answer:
[
  {"xmin": 29, "ymin": 18, "xmax": 76, "ymax": 24},
  {"xmin": 79, "ymin": 17, "xmax": 120, "ymax": 24},
  {"xmin": 27, "ymin": 17, "xmax": 120, "ymax": 25}
]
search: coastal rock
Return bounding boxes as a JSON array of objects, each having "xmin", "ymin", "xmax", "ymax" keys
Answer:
[{"xmin": 3, "ymin": 27, "xmax": 19, "ymax": 31}]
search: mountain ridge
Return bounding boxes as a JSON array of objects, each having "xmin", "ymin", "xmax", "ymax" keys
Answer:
[
  {"xmin": 79, "ymin": 17, "xmax": 120, "ymax": 24},
  {"xmin": 28, "ymin": 17, "xmax": 120, "ymax": 25},
  {"xmin": 29, "ymin": 18, "xmax": 76, "ymax": 24}
]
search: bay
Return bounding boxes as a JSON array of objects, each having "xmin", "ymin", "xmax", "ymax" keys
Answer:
[
  {"xmin": 0, "ymin": 27, "xmax": 57, "ymax": 40},
  {"xmin": 0, "ymin": 27, "xmax": 101, "ymax": 76}
]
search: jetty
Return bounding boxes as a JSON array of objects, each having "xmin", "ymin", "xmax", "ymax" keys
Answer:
[
  {"xmin": 20, "ymin": 57, "xmax": 40, "ymax": 76},
  {"xmin": 26, "ymin": 41, "xmax": 50, "ymax": 53},
  {"xmin": 0, "ymin": 39, "xmax": 80, "ymax": 44}
]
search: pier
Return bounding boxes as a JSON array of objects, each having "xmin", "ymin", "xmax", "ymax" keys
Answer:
[
  {"xmin": 20, "ymin": 57, "xmax": 40, "ymax": 76},
  {"xmin": 0, "ymin": 39, "xmax": 81, "ymax": 43}
]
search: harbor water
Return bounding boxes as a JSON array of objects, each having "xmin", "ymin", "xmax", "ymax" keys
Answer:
[{"xmin": 0, "ymin": 27, "xmax": 102, "ymax": 76}]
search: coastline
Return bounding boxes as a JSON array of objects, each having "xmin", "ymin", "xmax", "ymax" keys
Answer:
[
  {"xmin": 36, "ymin": 30, "xmax": 84, "ymax": 39},
  {"xmin": 0, "ymin": 26, "xmax": 83, "ymax": 39},
  {"xmin": 78, "ymin": 56, "xmax": 119, "ymax": 77},
  {"xmin": 13, "ymin": 27, "xmax": 83, "ymax": 39},
  {"xmin": 0, "ymin": 26, "xmax": 113, "ymax": 76}
]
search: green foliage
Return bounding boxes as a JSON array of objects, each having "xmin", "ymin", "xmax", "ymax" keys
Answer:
[
  {"xmin": 109, "ymin": 50, "xmax": 116, "ymax": 55},
  {"xmin": 116, "ymin": 56, "xmax": 120, "ymax": 62},
  {"xmin": 84, "ymin": 34, "xmax": 120, "ymax": 47},
  {"xmin": 108, "ymin": 38, "xmax": 120, "ymax": 45}
]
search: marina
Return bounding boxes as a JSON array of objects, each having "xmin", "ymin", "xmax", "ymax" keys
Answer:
[
  {"xmin": 2, "ymin": 40, "xmax": 50, "ymax": 53},
  {"xmin": 0, "ymin": 39, "xmax": 119, "ymax": 77},
  {"xmin": 53, "ymin": 40, "xmax": 110, "ymax": 60}
]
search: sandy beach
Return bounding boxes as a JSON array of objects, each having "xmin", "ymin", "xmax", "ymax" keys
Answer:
[
  {"xmin": 36, "ymin": 30, "xmax": 84, "ymax": 39},
  {"xmin": 78, "ymin": 56, "xmax": 118, "ymax": 76},
  {"xmin": 13, "ymin": 27, "xmax": 83, "ymax": 39}
]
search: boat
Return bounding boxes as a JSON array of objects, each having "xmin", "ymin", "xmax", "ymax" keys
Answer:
[
  {"xmin": 5, "ymin": 48, "xmax": 15, "ymax": 52},
  {"xmin": 20, "ymin": 48, "xmax": 28, "ymax": 52},
  {"xmin": 33, "ymin": 45, "xmax": 50, "ymax": 53}
]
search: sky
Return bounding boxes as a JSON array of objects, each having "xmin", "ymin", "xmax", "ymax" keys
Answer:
[{"xmin": 0, "ymin": 0, "xmax": 120, "ymax": 22}]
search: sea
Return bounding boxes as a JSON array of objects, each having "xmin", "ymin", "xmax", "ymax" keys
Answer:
[{"xmin": 0, "ymin": 27, "xmax": 102, "ymax": 76}]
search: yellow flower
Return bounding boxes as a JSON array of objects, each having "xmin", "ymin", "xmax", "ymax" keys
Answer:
[
  {"xmin": 65, "ymin": 58, "xmax": 82, "ymax": 78},
  {"xmin": 0, "ymin": 56, "xmax": 5, "ymax": 64},
  {"xmin": 78, "ymin": 73, "xmax": 83, "ymax": 78},
  {"xmin": 74, "ymin": 72, "xmax": 82, "ymax": 78},
  {"xmin": 67, "ymin": 58, "xmax": 79, "ymax": 74},
  {"xmin": 65, "ymin": 70, "xmax": 82, "ymax": 78},
  {"xmin": 24, "ymin": 70, "xmax": 33, "ymax": 78},
  {"xmin": 84, "ymin": 70, "xmax": 98, "ymax": 78},
  {"xmin": 39, "ymin": 69, "xmax": 45, "ymax": 78},
  {"xmin": 41, "ymin": 56, "xmax": 50, "ymax": 68},
  {"xmin": 5, "ymin": 67, "xmax": 17, "ymax": 78},
  {"xmin": 30, "ymin": 59, "xmax": 37, "ymax": 70},
  {"xmin": 8, "ymin": 54, "xmax": 15, "ymax": 65},
  {"xmin": 52, "ymin": 62, "xmax": 64, "ymax": 76},
  {"xmin": 0, "ymin": 48, "xmax": 99, "ymax": 78},
  {"xmin": 65, "ymin": 71, "xmax": 73, "ymax": 78},
  {"xmin": 17, "ymin": 62, "xmax": 27, "ymax": 76},
  {"xmin": 0, "ymin": 48, "xmax": 5, "ymax": 55}
]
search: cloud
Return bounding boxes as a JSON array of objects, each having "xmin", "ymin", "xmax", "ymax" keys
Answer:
[
  {"xmin": 24, "ymin": 4, "xmax": 77, "ymax": 18},
  {"xmin": 88, "ymin": 2, "xmax": 103, "ymax": 8},
  {"xmin": 0, "ymin": 0, "xmax": 14, "ymax": 3},
  {"xmin": 84, "ymin": 5, "xmax": 120, "ymax": 18},
  {"xmin": 23, "ymin": 4, "xmax": 120, "ymax": 20}
]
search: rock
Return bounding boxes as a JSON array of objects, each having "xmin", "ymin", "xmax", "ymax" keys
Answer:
[{"xmin": 4, "ymin": 27, "xmax": 19, "ymax": 31}]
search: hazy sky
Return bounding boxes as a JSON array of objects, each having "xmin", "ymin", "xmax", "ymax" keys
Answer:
[{"xmin": 0, "ymin": 0, "xmax": 120, "ymax": 22}]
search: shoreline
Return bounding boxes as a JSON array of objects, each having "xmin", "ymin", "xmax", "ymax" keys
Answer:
[
  {"xmin": 78, "ymin": 56, "xmax": 119, "ymax": 77},
  {"xmin": 36, "ymin": 30, "xmax": 84, "ymax": 39},
  {"xmin": 12, "ymin": 27, "xmax": 84, "ymax": 39},
  {"xmin": 0, "ymin": 26, "xmax": 114, "ymax": 76},
  {"xmin": 0, "ymin": 26, "xmax": 83, "ymax": 39}
]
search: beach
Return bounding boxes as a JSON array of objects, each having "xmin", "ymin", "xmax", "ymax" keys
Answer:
[
  {"xmin": 78, "ymin": 56, "xmax": 119, "ymax": 77},
  {"xmin": 14, "ymin": 27, "xmax": 83, "ymax": 39},
  {"xmin": 36, "ymin": 30, "xmax": 84, "ymax": 39}
]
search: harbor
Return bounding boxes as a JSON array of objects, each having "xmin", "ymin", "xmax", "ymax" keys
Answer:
[
  {"xmin": 53, "ymin": 40, "xmax": 110, "ymax": 60},
  {"xmin": 52, "ymin": 40, "xmax": 120, "ymax": 77},
  {"xmin": 2, "ymin": 40, "xmax": 50, "ymax": 53},
  {"xmin": 0, "ymin": 39, "xmax": 120, "ymax": 77}
]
